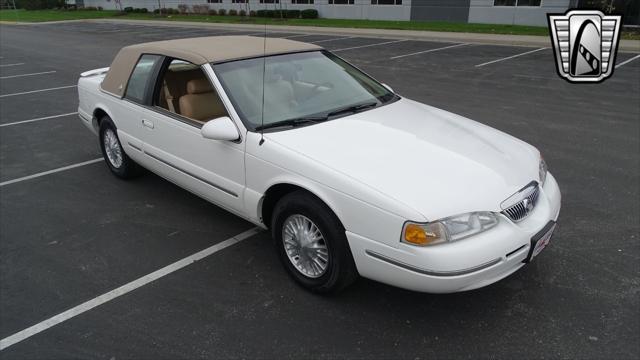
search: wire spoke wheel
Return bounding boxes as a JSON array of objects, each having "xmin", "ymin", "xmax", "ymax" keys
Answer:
[
  {"xmin": 282, "ymin": 214, "xmax": 329, "ymax": 278},
  {"xmin": 103, "ymin": 128, "xmax": 123, "ymax": 168}
]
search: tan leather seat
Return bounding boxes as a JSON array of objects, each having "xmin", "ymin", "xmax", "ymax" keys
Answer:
[
  {"xmin": 159, "ymin": 68, "xmax": 203, "ymax": 114},
  {"xmin": 179, "ymin": 79, "xmax": 226, "ymax": 122}
]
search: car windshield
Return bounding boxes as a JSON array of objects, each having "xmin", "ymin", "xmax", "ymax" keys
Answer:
[{"xmin": 212, "ymin": 51, "xmax": 398, "ymax": 131}]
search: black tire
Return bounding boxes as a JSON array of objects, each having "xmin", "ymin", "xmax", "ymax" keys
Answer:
[
  {"xmin": 98, "ymin": 116, "xmax": 140, "ymax": 179},
  {"xmin": 271, "ymin": 190, "xmax": 358, "ymax": 294}
]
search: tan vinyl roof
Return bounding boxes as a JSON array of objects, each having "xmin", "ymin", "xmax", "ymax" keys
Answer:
[{"xmin": 101, "ymin": 35, "xmax": 323, "ymax": 97}]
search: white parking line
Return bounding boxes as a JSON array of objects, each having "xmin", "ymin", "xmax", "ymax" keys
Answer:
[
  {"xmin": 311, "ymin": 36, "xmax": 355, "ymax": 44},
  {"xmin": 0, "ymin": 70, "xmax": 56, "ymax": 80},
  {"xmin": 0, "ymin": 112, "xmax": 78, "ymax": 128},
  {"xmin": 333, "ymin": 39, "xmax": 408, "ymax": 52},
  {"xmin": 0, "ymin": 158, "xmax": 103, "ymax": 187},
  {"xmin": 0, "ymin": 63, "xmax": 24, "ymax": 67},
  {"xmin": 616, "ymin": 54, "xmax": 640, "ymax": 68},
  {"xmin": 0, "ymin": 226, "xmax": 262, "ymax": 350},
  {"xmin": 0, "ymin": 85, "xmax": 76, "ymax": 98},
  {"xmin": 390, "ymin": 43, "xmax": 469, "ymax": 60},
  {"xmin": 475, "ymin": 47, "xmax": 547, "ymax": 67}
]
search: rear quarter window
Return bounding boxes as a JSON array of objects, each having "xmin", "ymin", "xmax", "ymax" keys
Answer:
[{"xmin": 125, "ymin": 54, "xmax": 161, "ymax": 103}]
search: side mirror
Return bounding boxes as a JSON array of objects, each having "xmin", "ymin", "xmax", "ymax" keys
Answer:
[
  {"xmin": 201, "ymin": 116, "xmax": 240, "ymax": 141},
  {"xmin": 382, "ymin": 83, "xmax": 394, "ymax": 93}
]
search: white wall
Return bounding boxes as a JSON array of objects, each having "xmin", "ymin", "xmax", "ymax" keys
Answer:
[{"xmin": 468, "ymin": 0, "xmax": 570, "ymax": 26}]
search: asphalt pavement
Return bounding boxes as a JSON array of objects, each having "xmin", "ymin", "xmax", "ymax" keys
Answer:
[{"xmin": 0, "ymin": 21, "xmax": 638, "ymax": 359}]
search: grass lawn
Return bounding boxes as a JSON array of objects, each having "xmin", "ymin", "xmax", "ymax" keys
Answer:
[
  {"xmin": 1, "ymin": 9, "xmax": 638, "ymax": 40},
  {"xmin": 0, "ymin": 9, "xmax": 550, "ymax": 36}
]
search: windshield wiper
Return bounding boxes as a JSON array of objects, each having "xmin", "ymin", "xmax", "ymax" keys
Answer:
[
  {"xmin": 254, "ymin": 102, "xmax": 379, "ymax": 132},
  {"xmin": 326, "ymin": 101, "xmax": 378, "ymax": 118},
  {"xmin": 255, "ymin": 116, "xmax": 328, "ymax": 131}
]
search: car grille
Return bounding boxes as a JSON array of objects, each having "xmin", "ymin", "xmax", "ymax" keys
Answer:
[{"xmin": 502, "ymin": 185, "xmax": 540, "ymax": 222}]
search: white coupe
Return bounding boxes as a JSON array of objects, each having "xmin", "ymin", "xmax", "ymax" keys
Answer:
[{"xmin": 78, "ymin": 36, "xmax": 561, "ymax": 293}]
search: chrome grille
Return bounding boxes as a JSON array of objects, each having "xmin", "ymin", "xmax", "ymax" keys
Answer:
[{"xmin": 502, "ymin": 185, "xmax": 540, "ymax": 222}]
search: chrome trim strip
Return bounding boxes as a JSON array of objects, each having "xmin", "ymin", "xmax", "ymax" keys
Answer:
[
  {"xmin": 99, "ymin": 87, "xmax": 121, "ymax": 99},
  {"xmin": 506, "ymin": 244, "xmax": 528, "ymax": 258},
  {"xmin": 127, "ymin": 142, "xmax": 142, "ymax": 152},
  {"xmin": 79, "ymin": 112, "xmax": 91, "ymax": 122},
  {"xmin": 145, "ymin": 151, "xmax": 238, "ymax": 198},
  {"xmin": 365, "ymin": 250, "xmax": 502, "ymax": 277},
  {"xmin": 501, "ymin": 181, "xmax": 539, "ymax": 210}
]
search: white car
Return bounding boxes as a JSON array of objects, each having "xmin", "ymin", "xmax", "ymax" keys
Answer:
[{"xmin": 78, "ymin": 36, "xmax": 561, "ymax": 293}]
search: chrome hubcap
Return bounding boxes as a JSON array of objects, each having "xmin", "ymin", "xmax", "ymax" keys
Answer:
[
  {"xmin": 103, "ymin": 128, "xmax": 123, "ymax": 168},
  {"xmin": 282, "ymin": 214, "xmax": 329, "ymax": 278}
]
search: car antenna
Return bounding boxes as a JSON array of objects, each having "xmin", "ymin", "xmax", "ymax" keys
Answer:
[{"xmin": 258, "ymin": 10, "xmax": 267, "ymax": 146}]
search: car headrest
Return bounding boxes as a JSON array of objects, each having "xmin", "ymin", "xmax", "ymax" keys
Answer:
[{"xmin": 186, "ymin": 79, "xmax": 213, "ymax": 95}]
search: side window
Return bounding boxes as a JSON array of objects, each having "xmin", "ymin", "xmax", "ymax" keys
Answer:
[
  {"xmin": 125, "ymin": 54, "xmax": 161, "ymax": 103},
  {"xmin": 155, "ymin": 59, "xmax": 228, "ymax": 126}
]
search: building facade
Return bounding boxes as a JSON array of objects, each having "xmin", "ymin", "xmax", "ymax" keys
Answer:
[{"xmin": 83, "ymin": 0, "xmax": 573, "ymax": 26}]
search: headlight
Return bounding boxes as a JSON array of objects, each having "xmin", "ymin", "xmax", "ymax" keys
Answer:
[
  {"xmin": 402, "ymin": 212, "xmax": 499, "ymax": 247},
  {"xmin": 539, "ymin": 157, "xmax": 548, "ymax": 185}
]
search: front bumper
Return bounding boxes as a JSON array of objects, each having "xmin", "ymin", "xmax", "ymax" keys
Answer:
[{"xmin": 346, "ymin": 173, "xmax": 562, "ymax": 293}]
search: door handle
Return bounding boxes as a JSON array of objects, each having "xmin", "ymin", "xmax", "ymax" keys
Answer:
[{"xmin": 142, "ymin": 119, "xmax": 154, "ymax": 129}]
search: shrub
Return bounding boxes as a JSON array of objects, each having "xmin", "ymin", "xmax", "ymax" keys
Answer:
[
  {"xmin": 16, "ymin": 0, "xmax": 64, "ymax": 10},
  {"xmin": 82, "ymin": 6, "xmax": 97, "ymax": 11},
  {"xmin": 239, "ymin": 9, "xmax": 246, "ymax": 17},
  {"xmin": 153, "ymin": 8, "xmax": 160, "ymax": 14},
  {"xmin": 218, "ymin": 9, "xmax": 226, "ymax": 16},
  {"xmin": 177, "ymin": 4, "xmax": 189, "ymax": 14},
  {"xmin": 123, "ymin": 6, "xmax": 134, "ymax": 12},
  {"xmin": 228, "ymin": 9, "xmax": 238, "ymax": 16},
  {"xmin": 301, "ymin": 9, "xmax": 318, "ymax": 19},
  {"xmin": 285, "ymin": 10, "xmax": 300, "ymax": 19},
  {"xmin": 192, "ymin": 4, "xmax": 209, "ymax": 14},
  {"xmin": 97, "ymin": 6, "xmax": 103, "ymax": 11},
  {"xmin": 249, "ymin": 10, "xmax": 257, "ymax": 17},
  {"xmin": 257, "ymin": 10, "xmax": 278, "ymax": 18},
  {"xmin": 132, "ymin": 8, "xmax": 148, "ymax": 13},
  {"xmin": 208, "ymin": 9, "xmax": 217, "ymax": 15}
]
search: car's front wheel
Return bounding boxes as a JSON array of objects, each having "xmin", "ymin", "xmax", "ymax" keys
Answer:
[
  {"xmin": 99, "ymin": 116, "xmax": 140, "ymax": 179},
  {"xmin": 271, "ymin": 191, "xmax": 358, "ymax": 293}
]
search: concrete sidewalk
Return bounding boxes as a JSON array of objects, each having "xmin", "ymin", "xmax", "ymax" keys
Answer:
[{"xmin": 7, "ymin": 18, "xmax": 640, "ymax": 51}]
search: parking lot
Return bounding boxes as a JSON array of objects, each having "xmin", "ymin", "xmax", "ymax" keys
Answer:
[{"xmin": 0, "ymin": 21, "xmax": 638, "ymax": 359}]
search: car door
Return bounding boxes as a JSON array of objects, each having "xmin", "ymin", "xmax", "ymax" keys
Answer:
[
  {"xmin": 113, "ymin": 54, "xmax": 163, "ymax": 166},
  {"xmin": 137, "ymin": 58, "xmax": 246, "ymax": 214}
]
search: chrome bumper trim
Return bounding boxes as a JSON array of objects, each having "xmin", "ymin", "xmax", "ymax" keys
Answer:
[{"xmin": 365, "ymin": 250, "xmax": 502, "ymax": 277}]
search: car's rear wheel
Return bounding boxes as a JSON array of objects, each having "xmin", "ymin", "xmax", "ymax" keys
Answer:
[
  {"xmin": 271, "ymin": 191, "xmax": 358, "ymax": 293},
  {"xmin": 99, "ymin": 116, "xmax": 140, "ymax": 179}
]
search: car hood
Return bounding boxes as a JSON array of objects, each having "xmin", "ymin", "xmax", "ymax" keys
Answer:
[{"xmin": 265, "ymin": 98, "xmax": 540, "ymax": 220}]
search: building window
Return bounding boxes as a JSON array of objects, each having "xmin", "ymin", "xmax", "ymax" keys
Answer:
[
  {"xmin": 516, "ymin": 0, "xmax": 541, "ymax": 6},
  {"xmin": 292, "ymin": 0, "xmax": 314, "ymax": 4},
  {"xmin": 232, "ymin": 0, "xmax": 247, "ymax": 3},
  {"xmin": 260, "ymin": 0, "xmax": 280, "ymax": 3},
  {"xmin": 207, "ymin": 0, "xmax": 222, "ymax": 3},
  {"xmin": 371, "ymin": 0, "xmax": 402, "ymax": 4},
  {"xmin": 329, "ymin": 0, "xmax": 354, "ymax": 4},
  {"xmin": 494, "ymin": 0, "xmax": 542, "ymax": 6}
]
